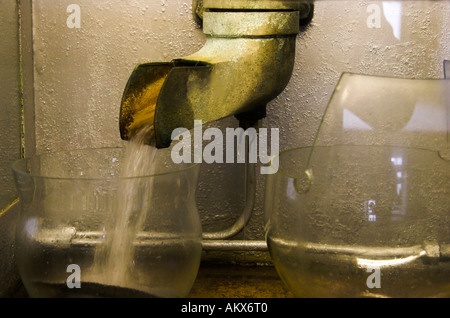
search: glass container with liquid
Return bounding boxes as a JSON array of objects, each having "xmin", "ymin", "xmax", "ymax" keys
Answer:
[
  {"xmin": 12, "ymin": 147, "xmax": 202, "ymax": 298},
  {"xmin": 265, "ymin": 74, "xmax": 450, "ymax": 297}
]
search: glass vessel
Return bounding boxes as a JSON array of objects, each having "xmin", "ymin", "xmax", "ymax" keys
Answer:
[
  {"xmin": 12, "ymin": 147, "xmax": 202, "ymax": 298},
  {"xmin": 265, "ymin": 74, "xmax": 450, "ymax": 298}
]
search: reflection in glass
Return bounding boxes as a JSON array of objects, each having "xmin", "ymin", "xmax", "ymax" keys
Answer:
[
  {"xmin": 317, "ymin": 73, "xmax": 449, "ymax": 152},
  {"xmin": 265, "ymin": 74, "xmax": 449, "ymax": 297}
]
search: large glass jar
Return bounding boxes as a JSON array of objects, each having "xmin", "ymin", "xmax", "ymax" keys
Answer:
[
  {"xmin": 265, "ymin": 74, "xmax": 450, "ymax": 297},
  {"xmin": 12, "ymin": 147, "xmax": 202, "ymax": 298},
  {"xmin": 265, "ymin": 145, "xmax": 449, "ymax": 297}
]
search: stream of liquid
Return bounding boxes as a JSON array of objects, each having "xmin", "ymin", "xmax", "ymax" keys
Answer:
[
  {"xmin": 88, "ymin": 72, "xmax": 165, "ymax": 289},
  {"xmin": 92, "ymin": 125, "xmax": 158, "ymax": 287}
]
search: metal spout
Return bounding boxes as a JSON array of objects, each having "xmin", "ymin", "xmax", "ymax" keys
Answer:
[{"xmin": 120, "ymin": 0, "xmax": 313, "ymax": 148}]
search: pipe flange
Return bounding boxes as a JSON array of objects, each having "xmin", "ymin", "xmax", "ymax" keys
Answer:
[
  {"xmin": 204, "ymin": 0, "xmax": 305, "ymax": 10},
  {"xmin": 193, "ymin": 0, "xmax": 314, "ymax": 26}
]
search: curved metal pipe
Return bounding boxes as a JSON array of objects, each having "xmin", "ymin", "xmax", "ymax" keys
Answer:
[
  {"xmin": 202, "ymin": 240, "xmax": 268, "ymax": 252},
  {"xmin": 202, "ymin": 133, "xmax": 256, "ymax": 240},
  {"xmin": 120, "ymin": 3, "xmax": 302, "ymax": 148},
  {"xmin": 118, "ymin": 1, "xmax": 314, "ymax": 253}
]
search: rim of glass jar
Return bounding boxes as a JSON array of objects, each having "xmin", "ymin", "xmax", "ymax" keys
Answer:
[
  {"xmin": 11, "ymin": 147, "xmax": 200, "ymax": 181},
  {"xmin": 272, "ymin": 144, "xmax": 444, "ymax": 179}
]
